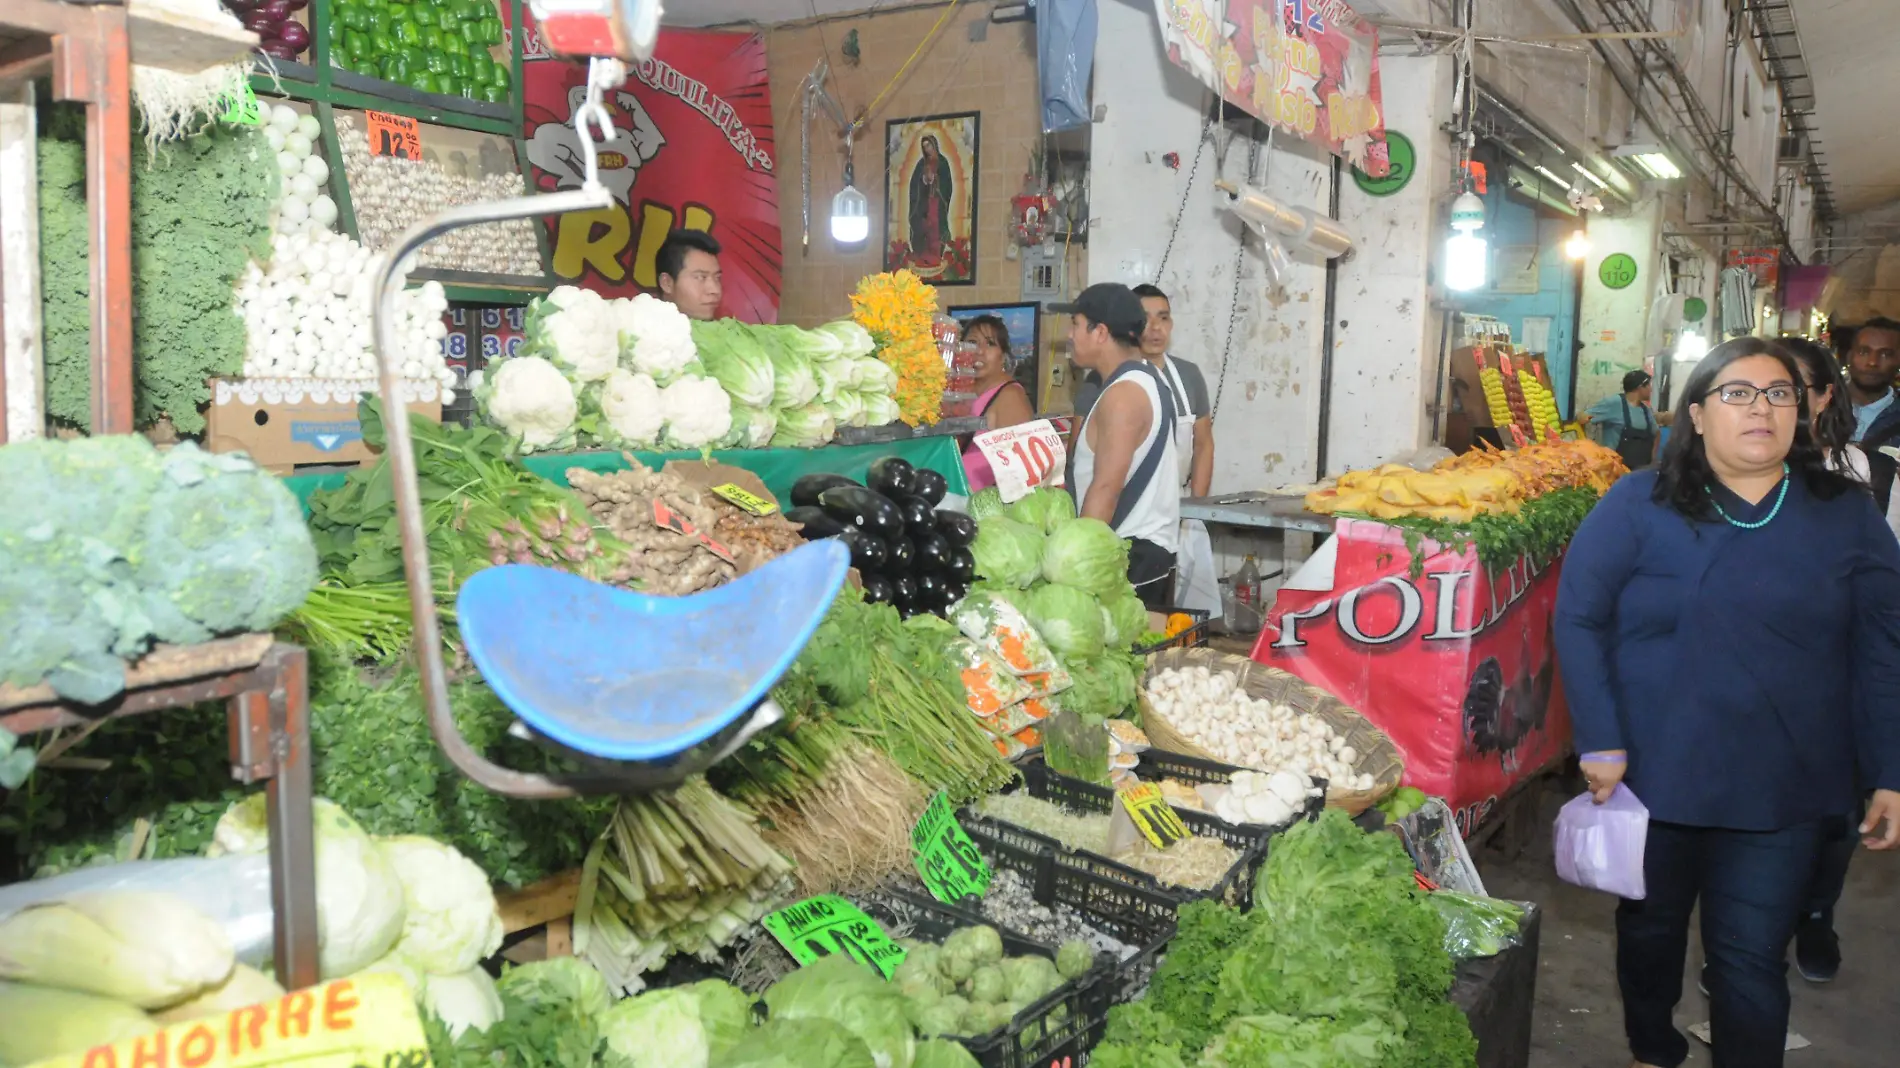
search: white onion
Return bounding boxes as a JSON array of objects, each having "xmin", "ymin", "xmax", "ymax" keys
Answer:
[
  {"xmin": 295, "ymin": 114, "xmax": 321, "ymax": 140},
  {"xmin": 301, "ymin": 155, "xmax": 330, "ymax": 185},
  {"xmin": 270, "ymin": 104, "xmax": 300, "ymax": 133},
  {"xmin": 264, "ymin": 126, "xmax": 286, "ymax": 152},
  {"xmin": 288, "ymin": 173, "xmax": 318, "ymax": 202},
  {"xmin": 278, "ymin": 197, "xmax": 308, "ymax": 223},
  {"xmin": 276, "ymin": 152, "xmax": 301, "ymax": 177},
  {"xmin": 285, "ymin": 131, "xmax": 313, "ymax": 160}
]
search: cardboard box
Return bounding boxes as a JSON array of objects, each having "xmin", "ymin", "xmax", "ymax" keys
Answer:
[{"xmin": 205, "ymin": 377, "xmax": 443, "ymax": 471}]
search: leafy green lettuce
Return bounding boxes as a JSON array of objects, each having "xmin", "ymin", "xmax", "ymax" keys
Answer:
[
  {"xmin": 971, "ymin": 518, "xmax": 1044, "ymax": 589},
  {"xmin": 1039, "ymin": 519, "xmax": 1130, "ymax": 597},
  {"xmin": 1022, "ymin": 582, "xmax": 1105, "ymax": 659}
]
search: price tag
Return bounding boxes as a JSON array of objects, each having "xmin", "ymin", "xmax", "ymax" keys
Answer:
[
  {"xmin": 1117, "ymin": 782, "xmax": 1190, "ymax": 849},
  {"xmin": 25, "ymin": 974, "xmax": 427, "ymax": 1068},
  {"xmin": 973, "ymin": 419, "xmax": 1066, "ymax": 503},
  {"xmin": 365, "ymin": 110, "xmax": 421, "ymax": 161},
  {"xmin": 218, "ymin": 82, "xmax": 263, "ymax": 126},
  {"xmin": 652, "ymin": 498, "xmax": 736, "ymax": 563},
  {"xmin": 712, "ymin": 482, "xmax": 777, "ymax": 516},
  {"xmin": 761, "ymin": 894, "xmax": 908, "ymax": 978},
  {"xmin": 911, "ymin": 790, "xmax": 992, "ymax": 903}
]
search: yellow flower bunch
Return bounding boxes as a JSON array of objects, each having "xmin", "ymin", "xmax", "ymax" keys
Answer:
[{"xmin": 851, "ymin": 270, "xmax": 945, "ymax": 426}]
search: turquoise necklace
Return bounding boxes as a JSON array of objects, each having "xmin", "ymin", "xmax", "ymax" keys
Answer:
[{"xmin": 1707, "ymin": 463, "xmax": 1790, "ymax": 530}]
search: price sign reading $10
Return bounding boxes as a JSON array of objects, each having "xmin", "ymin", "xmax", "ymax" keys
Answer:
[{"xmin": 973, "ymin": 419, "xmax": 1065, "ymax": 503}]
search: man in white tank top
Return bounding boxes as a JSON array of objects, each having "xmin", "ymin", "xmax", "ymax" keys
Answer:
[{"xmin": 1052, "ymin": 283, "xmax": 1181, "ymax": 610}]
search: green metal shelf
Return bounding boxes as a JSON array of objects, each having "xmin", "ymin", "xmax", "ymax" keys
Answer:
[{"xmin": 245, "ymin": 0, "xmax": 551, "ymax": 305}]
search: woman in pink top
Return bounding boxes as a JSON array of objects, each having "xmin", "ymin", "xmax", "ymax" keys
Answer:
[{"xmin": 958, "ymin": 315, "xmax": 1035, "ymax": 491}]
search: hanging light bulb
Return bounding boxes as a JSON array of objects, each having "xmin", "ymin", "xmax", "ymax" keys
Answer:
[
  {"xmin": 1564, "ymin": 228, "xmax": 1591, "ymax": 260},
  {"xmin": 1445, "ymin": 191, "xmax": 1487, "ymax": 292},
  {"xmin": 831, "ymin": 158, "xmax": 869, "ymax": 244}
]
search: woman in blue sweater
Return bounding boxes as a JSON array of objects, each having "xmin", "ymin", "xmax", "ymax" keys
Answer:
[{"xmin": 1554, "ymin": 338, "xmax": 1900, "ymax": 1068}]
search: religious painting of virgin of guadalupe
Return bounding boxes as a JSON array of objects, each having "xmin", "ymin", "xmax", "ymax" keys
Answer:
[{"xmin": 884, "ymin": 111, "xmax": 979, "ymax": 285}]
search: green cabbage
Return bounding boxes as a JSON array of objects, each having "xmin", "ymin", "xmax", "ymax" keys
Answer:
[
  {"xmin": 968, "ymin": 488, "xmax": 1006, "ymax": 522},
  {"xmin": 1102, "ymin": 591, "xmax": 1149, "ymax": 650},
  {"xmin": 723, "ymin": 1018, "xmax": 875, "ymax": 1068},
  {"xmin": 1040, "ymin": 518, "xmax": 1131, "ymax": 597},
  {"xmin": 970, "ymin": 518, "xmax": 1044, "ymax": 588},
  {"xmin": 758, "ymin": 328, "xmax": 820, "ymax": 409},
  {"xmin": 764, "ymin": 956, "xmax": 915, "ymax": 1068},
  {"xmin": 817, "ymin": 319, "xmax": 876, "ymax": 358},
  {"xmin": 599, "ymin": 979, "xmax": 755, "ymax": 1068},
  {"xmin": 1023, "ymin": 582, "xmax": 1106, "ymax": 658},
  {"xmin": 863, "ymin": 394, "xmax": 903, "ymax": 427},
  {"xmin": 826, "ymin": 389, "xmax": 868, "ymax": 429},
  {"xmin": 1060, "ymin": 653, "xmax": 1142, "ymax": 719},
  {"xmin": 692, "ymin": 320, "xmax": 777, "ymax": 409},
  {"xmin": 496, "ymin": 957, "xmax": 613, "ymax": 1016},
  {"xmin": 813, "ymin": 360, "xmax": 844, "ymax": 404},
  {"xmin": 771, "ymin": 403, "xmax": 837, "ymax": 448},
  {"xmin": 1003, "ymin": 488, "xmax": 1075, "ymax": 534},
  {"xmin": 912, "ymin": 1038, "xmax": 982, "ymax": 1068},
  {"xmin": 848, "ymin": 357, "xmax": 900, "ymax": 394},
  {"xmin": 779, "ymin": 324, "xmax": 847, "ymax": 362}
]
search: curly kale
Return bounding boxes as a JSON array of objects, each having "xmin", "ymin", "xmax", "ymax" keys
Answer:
[
  {"xmin": 38, "ymin": 114, "xmax": 275, "ymax": 433},
  {"xmin": 0, "ymin": 437, "xmax": 315, "ymax": 703}
]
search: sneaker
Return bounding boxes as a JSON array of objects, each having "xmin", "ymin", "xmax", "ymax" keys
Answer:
[{"xmin": 1795, "ymin": 913, "xmax": 1841, "ymax": 983}]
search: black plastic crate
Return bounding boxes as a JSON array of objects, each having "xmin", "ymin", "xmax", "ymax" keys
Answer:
[
  {"xmin": 1125, "ymin": 750, "xmax": 1332, "ymax": 823},
  {"xmin": 1131, "ymin": 607, "xmax": 1211, "ymax": 655},
  {"xmin": 851, "ymin": 892, "xmax": 1111, "ymax": 1068},
  {"xmin": 960, "ymin": 764, "xmax": 1272, "ymax": 908}
]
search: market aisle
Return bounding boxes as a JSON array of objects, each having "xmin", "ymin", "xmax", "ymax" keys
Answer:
[{"xmin": 1482, "ymin": 786, "xmax": 1900, "ymax": 1068}]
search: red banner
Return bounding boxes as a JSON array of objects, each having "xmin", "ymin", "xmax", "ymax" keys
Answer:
[
  {"xmin": 521, "ymin": 25, "xmax": 782, "ymax": 322},
  {"xmin": 1152, "ymin": 0, "xmax": 1388, "ymax": 172},
  {"xmin": 1253, "ymin": 519, "xmax": 1572, "ymax": 835}
]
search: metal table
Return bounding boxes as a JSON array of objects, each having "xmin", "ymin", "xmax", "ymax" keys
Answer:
[{"xmin": 1179, "ymin": 492, "xmax": 1337, "ymax": 533}]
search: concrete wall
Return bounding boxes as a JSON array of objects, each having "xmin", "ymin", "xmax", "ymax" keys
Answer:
[
  {"xmin": 1449, "ymin": 183, "xmax": 1583, "ymax": 417},
  {"xmin": 1574, "ymin": 199, "xmax": 1663, "ymax": 409},
  {"xmin": 764, "ymin": 6, "xmax": 1047, "ymax": 325}
]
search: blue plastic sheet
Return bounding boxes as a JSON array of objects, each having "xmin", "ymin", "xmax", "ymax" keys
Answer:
[{"xmin": 1037, "ymin": 0, "xmax": 1096, "ymax": 133}]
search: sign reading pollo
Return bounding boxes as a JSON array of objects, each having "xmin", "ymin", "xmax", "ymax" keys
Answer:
[
  {"xmin": 521, "ymin": 23, "xmax": 782, "ymax": 322},
  {"xmin": 1253, "ymin": 518, "xmax": 1572, "ymax": 834}
]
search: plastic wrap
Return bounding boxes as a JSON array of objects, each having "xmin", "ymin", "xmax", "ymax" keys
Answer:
[
  {"xmin": 1553, "ymin": 784, "xmax": 1649, "ymax": 899},
  {"xmin": 1430, "ymin": 891, "xmax": 1528, "ymax": 960},
  {"xmin": 0, "ymin": 855, "xmax": 276, "ymax": 965},
  {"xmin": 1036, "ymin": 0, "xmax": 1096, "ymax": 133}
]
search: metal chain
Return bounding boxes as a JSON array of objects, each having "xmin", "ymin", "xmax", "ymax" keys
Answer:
[
  {"xmin": 1152, "ymin": 116, "xmax": 1214, "ymax": 283},
  {"xmin": 1210, "ymin": 130, "xmax": 1266, "ymax": 420}
]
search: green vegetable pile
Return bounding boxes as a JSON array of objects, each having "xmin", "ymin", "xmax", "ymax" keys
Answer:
[
  {"xmin": 1376, "ymin": 786, "xmax": 1429, "ymax": 823},
  {"xmin": 1089, "ymin": 810, "xmax": 1476, "ymax": 1068},
  {"xmin": 964, "ymin": 488, "xmax": 1148, "ymax": 724},
  {"xmin": 889, "ymin": 925, "xmax": 1089, "ymax": 1040},
  {"xmin": 427, "ymin": 958, "xmax": 615, "ymax": 1068},
  {"xmin": 38, "ymin": 115, "xmax": 275, "ymax": 434},
  {"xmin": 1429, "ymin": 892, "xmax": 1525, "ymax": 961},
  {"xmin": 0, "ymin": 436, "xmax": 316, "ymax": 704}
]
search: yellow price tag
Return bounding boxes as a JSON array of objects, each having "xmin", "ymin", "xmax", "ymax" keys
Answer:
[
  {"xmin": 29, "ymin": 974, "xmax": 430, "ymax": 1068},
  {"xmin": 1118, "ymin": 782, "xmax": 1190, "ymax": 848},
  {"xmin": 712, "ymin": 483, "xmax": 778, "ymax": 515}
]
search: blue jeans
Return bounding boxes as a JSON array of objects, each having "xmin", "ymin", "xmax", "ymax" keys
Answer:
[{"xmin": 1615, "ymin": 819, "xmax": 1825, "ymax": 1068}]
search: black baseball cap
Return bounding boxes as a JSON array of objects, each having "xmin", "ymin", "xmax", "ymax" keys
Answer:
[{"xmin": 1050, "ymin": 283, "xmax": 1146, "ymax": 344}]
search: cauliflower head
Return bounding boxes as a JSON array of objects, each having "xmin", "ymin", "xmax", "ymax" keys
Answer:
[
  {"xmin": 598, "ymin": 368, "xmax": 665, "ymax": 448},
  {"xmin": 616, "ymin": 293, "xmax": 699, "ymax": 381},
  {"xmin": 530, "ymin": 287, "xmax": 618, "ymax": 383},
  {"xmin": 483, "ymin": 356, "xmax": 578, "ymax": 452},
  {"xmin": 659, "ymin": 375, "xmax": 733, "ymax": 450}
]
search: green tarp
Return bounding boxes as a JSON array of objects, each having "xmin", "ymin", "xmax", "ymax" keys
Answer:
[{"xmin": 283, "ymin": 435, "xmax": 971, "ymax": 513}]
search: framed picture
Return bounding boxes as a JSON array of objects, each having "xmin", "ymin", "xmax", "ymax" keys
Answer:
[
  {"xmin": 948, "ymin": 302, "xmax": 1041, "ymax": 409},
  {"xmin": 885, "ymin": 111, "xmax": 980, "ymax": 285}
]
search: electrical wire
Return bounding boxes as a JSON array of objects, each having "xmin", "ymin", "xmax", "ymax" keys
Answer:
[{"xmin": 851, "ymin": 0, "xmax": 965, "ymax": 135}]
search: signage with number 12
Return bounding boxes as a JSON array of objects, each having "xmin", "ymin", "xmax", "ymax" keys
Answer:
[{"xmin": 973, "ymin": 419, "xmax": 1066, "ymax": 503}]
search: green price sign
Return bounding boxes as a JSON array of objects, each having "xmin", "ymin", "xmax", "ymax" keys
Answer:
[
  {"xmin": 912, "ymin": 791, "xmax": 992, "ymax": 903},
  {"xmin": 1683, "ymin": 296, "xmax": 1709, "ymax": 322},
  {"xmin": 1599, "ymin": 252, "xmax": 1639, "ymax": 290},
  {"xmin": 761, "ymin": 895, "xmax": 907, "ymax": 979},
  {"xmin": 218, "ymin": 83, "xmax": 263, "ymax": 126},
  {"xmin": 1352, "ymin": 132, "xmax": 1415, "ymax": 197}
]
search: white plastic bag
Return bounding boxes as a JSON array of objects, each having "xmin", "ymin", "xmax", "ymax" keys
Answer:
[
  {"xmin": 1553, "ymin": 784, "xmax": 1649, "ymax": 900},
  {"xmin": 0, "ymin": 855, "xmax": 275, "ymax": 965}
]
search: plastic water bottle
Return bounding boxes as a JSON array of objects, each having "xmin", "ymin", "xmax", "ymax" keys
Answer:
[{"xmin": 1234, "ymin": 554, "xmax": 1262, "ymax": 612}]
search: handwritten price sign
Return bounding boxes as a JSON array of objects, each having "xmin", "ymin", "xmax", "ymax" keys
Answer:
[
  {"xmin": 1118, "ymin": 782, "xmax": 1190, "ymax": 849},
  {"xmin": 973, "ymin": 419, "xmax": 1066, "ymax": 503},
  {"xmin": 761, "ymin": 895, "xmax": 907, "ymax": 978},
  {"xmin": 911, "ymin": 790, "xmax": 992, "ymax": 903},
  {"xmin": 365, "ymin": 110, "xmax": 421, "ymax": 161}
]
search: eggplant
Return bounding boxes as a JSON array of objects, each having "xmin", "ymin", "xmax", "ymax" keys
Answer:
[
  {"xmin": 785, "ymin": 505, "xmax": 847, "ymax": 540},
  {"xmin": 866, "ymin": 456, "xmax": 917, "ymax": 498},
  {"xmin": 838, "ymin": 528, "xmax": 888, "ymax": 572},
  {"xmin": 892, "ymin": 575, "xmax": 918, "ymax": 607},
  {"xmin": 913, "ymin": 531, "xmax": 952, "ymax": 574},
  {"xmin": 886, "ymin": 535, "xmax": 916, "ymax": 572},
  {"xmin": 897, "ymin": 495, "xmax": 937, "ymax": 536},
  {"xmin": 934, "ymin": 510, "xmax": 978, "ymax": 548},
  {"xmin": 913, "ymin": 468, "xmax": 949, "ymax": 506},
  {"xmin": 791, "ymin": 472, "xmax": 861, "ymax": 509},
  {"xmin": 914, "ymin": 572, "xmax": 947, "ymax": 608},
  {"xmin": 897, "ymin": 604, "xmax": 923, "ymax": 620},
  {"xmin": 819, "ymin": 486, "xmax": 904, "ymax": 541},
  {"xmin": 861, "ymin": 575, "xmax": 895, "ymax": 605},
  {"xmin": 946, "ymin": 548, "xmax": 976, "ymax": 583},
  {"xmin": 942, "ymin": 578, "xmax": 971, "ymax": 606}
]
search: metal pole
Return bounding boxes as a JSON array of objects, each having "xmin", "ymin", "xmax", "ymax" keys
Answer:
[{"xmin": 1315, "ymin": 157, "xmax": 1342, "ymax": 478}]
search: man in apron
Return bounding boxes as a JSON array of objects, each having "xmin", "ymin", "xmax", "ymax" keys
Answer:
[
  {"xmin": 1582, "ymin": 368, "xmax": 1664, "ymax": 469},
  {"xmin": 1131, "ymin": 285, "xmax": 1222, "ymax": 617}
]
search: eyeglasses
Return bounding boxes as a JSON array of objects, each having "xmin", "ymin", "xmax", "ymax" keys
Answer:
[{"xmin": 1707, "ymin": 382, "xmax": 1801, "ymax": 407}]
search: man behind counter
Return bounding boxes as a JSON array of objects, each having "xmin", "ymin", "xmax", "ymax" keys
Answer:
[{"xmin": 655, "ymin": 229, "xmax": 723, "ymax": 321}]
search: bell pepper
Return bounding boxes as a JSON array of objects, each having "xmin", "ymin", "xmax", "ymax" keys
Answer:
[
  {"xmin": 408, "ymin": 70, "xmax": 438, "ymax": 94},
  {"xmin": 447, "ymin": 52, "xmax": 469, "ymax": 79},
  {"xmin": 379, "ymin": 53, "xmax": 409, "ymax": 82},
  {"xmin": 419, "ymin": 25, "xmax": 443, "ymax": 51},
  {"xmin": 479, "ymin": 16, "xmax": 502, "ymax": 45},
  {"xmin": 456, "ymin": 0, "xmax": 486, "ymax": 20},
  {"xmin": 423, "ymin": 49, "xmax": 449, "ymax": 75},
  {"xmin": 393, "ymin": 18, "xmax": 421, "ymax": 45},
  {"xmin": 436, "ymin": 7, "xmax": 460, "ymax": 32},
  {"xmin": 343, "ymin": 29, "xmax": 370, "ymax": 58},
  {"xmin": 458, "ymin": 22, "xmax": 484, "ymax": 47},
  {"xmin": 479, "ymin": 83, "xmax": 507, "ymax": 104},
  {"xmin": 488, "ymin": 62, "xmax": 510, "ymax": 91}
]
